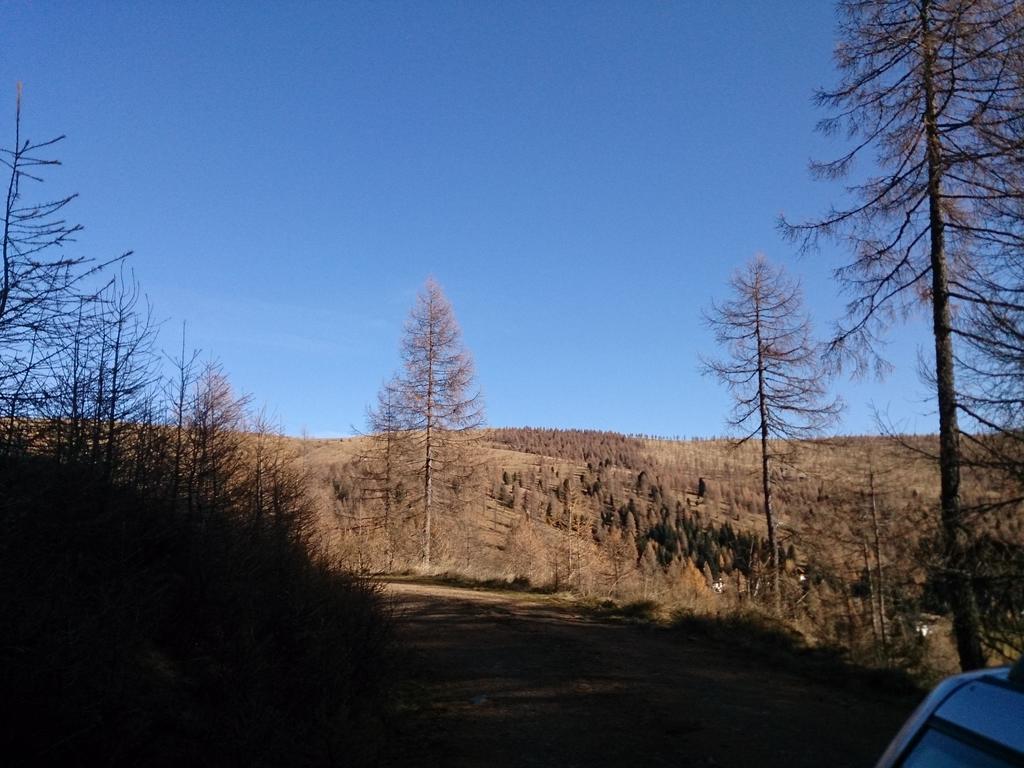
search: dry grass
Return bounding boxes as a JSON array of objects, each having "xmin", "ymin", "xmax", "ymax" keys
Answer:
[{"xmin": 298, "ymin": 428, "xmax": 1023, "ymax": 676}]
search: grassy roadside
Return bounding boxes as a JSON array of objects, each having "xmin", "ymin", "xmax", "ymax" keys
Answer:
[{"xmin": 580, "ymin": 596, "xmax": 923, "ymax": 697}]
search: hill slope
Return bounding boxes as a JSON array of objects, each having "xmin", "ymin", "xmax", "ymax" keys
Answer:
[{"xmin": 298, "ymin": 427, "xmax": 1023, "ymax": 674}]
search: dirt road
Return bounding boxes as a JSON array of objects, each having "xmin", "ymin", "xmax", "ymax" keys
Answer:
[{"xmin": 384, "ymin": 580, "xmax": 919, "ymax": 768}]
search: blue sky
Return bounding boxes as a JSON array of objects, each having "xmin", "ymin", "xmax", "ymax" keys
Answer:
[{"xmin": 4, "ymin": 1, "xmax": 937, "ymax": 437}]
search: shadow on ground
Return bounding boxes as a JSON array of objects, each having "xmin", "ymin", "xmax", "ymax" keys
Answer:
[{"xmin": 384, "ymin": 581, "xmax": 919, "ymax": 768}]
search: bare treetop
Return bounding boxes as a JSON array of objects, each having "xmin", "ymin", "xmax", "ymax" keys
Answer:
[
  {"xmin": 782, "ymin": 0, "xmax": 1024, "ymax": 379},
  {"xmin": 703, "ymin": 254, "xmax": 842, "ymax": 444},
  {"xmin": 400, "ymin": 277, "xmax": 483, "ymax": 433}
]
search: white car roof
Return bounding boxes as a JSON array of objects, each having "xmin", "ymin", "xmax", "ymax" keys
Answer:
[
  {"xmin": 875, "ymin": 664, "xmax": 1024, "ymax": 768},
  {"xmin": 934, "ymin": 672, "xmax": 1024, "ymax": 754}
]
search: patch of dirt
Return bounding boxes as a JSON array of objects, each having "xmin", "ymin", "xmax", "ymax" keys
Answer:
[{"xmin": 383, "ymin": 581, "xmax": 919, "ymax": 768}]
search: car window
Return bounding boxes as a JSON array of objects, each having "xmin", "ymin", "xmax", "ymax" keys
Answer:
[{"xmin": 900, "ymin": 726, "xmax": 1017, "ymax": 768}]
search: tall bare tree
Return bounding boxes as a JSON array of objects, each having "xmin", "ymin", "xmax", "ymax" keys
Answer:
[
  {"xmin": 781, "ymin": 0, "xmax": 1024, "ymax": 670},
  {"xmin": 395, "ymin": 278, "xmax": 483, "ymax": 567},
  {"xmin": 95, "ymin": 268, "xmax": 158, "ymax": 484},
  {"xmin": 0, "ymin": 86, "xmax": 125, "ymax": 441},
  {"xmin": 703, "ymin": 254, "xmax": 841, "ymax": 614}
]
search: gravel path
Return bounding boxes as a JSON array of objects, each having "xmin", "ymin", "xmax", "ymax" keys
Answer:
[{"xmin": 384, "ymin": 580, "xmax": 918, "ymax": 768}]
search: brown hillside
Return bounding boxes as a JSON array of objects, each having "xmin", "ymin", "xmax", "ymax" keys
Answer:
[{"xmin": 296, "ymin": 428, "xmax": 1023, "ymax": 675}]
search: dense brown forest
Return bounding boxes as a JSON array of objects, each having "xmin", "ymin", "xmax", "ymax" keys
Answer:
[{"xmin": 309, "ymin": 427, "xmax": 1023, "ymax": 677}]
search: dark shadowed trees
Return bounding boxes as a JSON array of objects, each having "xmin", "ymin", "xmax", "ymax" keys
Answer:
[
  {"xmin": 703, "ymin": 254, "xmax": 841, "ymax": 613},
  {"xmin": 781, "ymin": 0, "xmax": 1024, "ymax": 670},
  {"xmin": 0, "ymin": 98, "xmax": 396, "ymax": 765},
  {"xmin": 94, "ymin": 269, "xmax": 158, "ymax": 484},
  {"xmin": 0, "ymin": 86, "xmax": 126, "ymax": 449}
]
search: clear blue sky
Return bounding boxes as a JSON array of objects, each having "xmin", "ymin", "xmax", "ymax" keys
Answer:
[{"xmin": 5, "ymin": 1, "xmax": 938, "ymax": 437}]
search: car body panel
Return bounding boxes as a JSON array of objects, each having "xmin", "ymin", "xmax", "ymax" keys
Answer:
[
  {"xmin": 875, "ymin": 664, "xmax": 1023, "ymax": 768},
  {"xmin": 933, "ymin": 677, "xmax": 1024, "ymax": 754}
]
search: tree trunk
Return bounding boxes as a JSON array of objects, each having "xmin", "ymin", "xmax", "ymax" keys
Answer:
[
  {"xmin": 383, "ymin": 431, "xmax": 395, "ymax": 572},
  {"xmin": 921, "ymin": 0, "xmax": 985, "ymax": 671},
  {"xmin": 754, "ymin": 286, "xmax": 781, "ymax": 616},
  {"xmin": 424, "ymin": 426, "xmax": 432, "ymax": 568},
  {"xmin": 424, "ymin": 323, "xmax": 435, "ymax": 568},
  {"xmin": 104, "ymin": 315, "xmax": 124, "ymax": 485},
  {"xmin": 0, "ymin": 85, "xmax": 20, "ymax": 326},
  {"xmin": 862, "ymin": 540, "xmax": 880, "ymax": 646},
  {"xmin": 868, "ymin": 471, "xmax": 888, "ymax": 652}
]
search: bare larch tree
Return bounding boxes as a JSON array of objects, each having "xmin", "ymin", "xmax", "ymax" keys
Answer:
[
  {"xmin": 396, "ymin": 278, "xmax": 483, "ymax": 567},
  {"xmin": 781, "ymin": 0, "xmax": 1024, "ymax": 670},
  {"xmin": 703, "ymin": 254, "xmax": 841, "ymax": 614}
]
